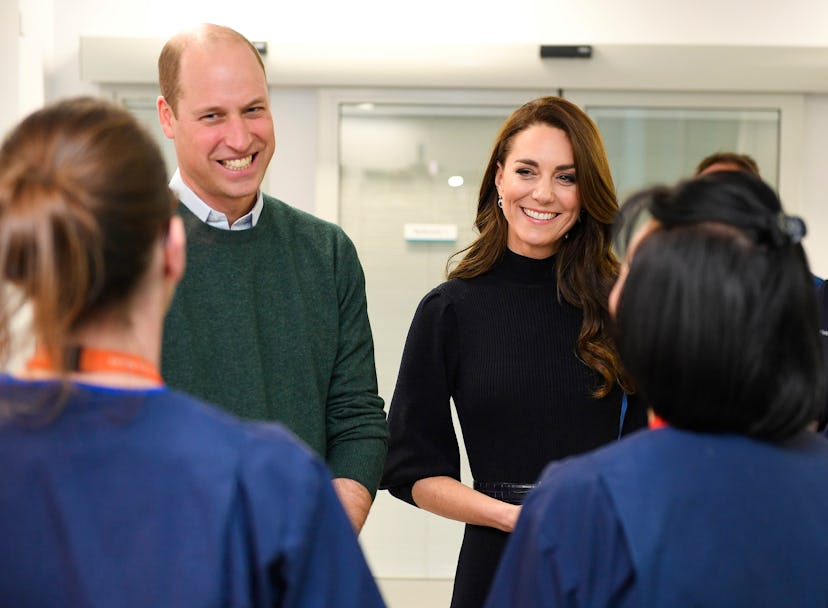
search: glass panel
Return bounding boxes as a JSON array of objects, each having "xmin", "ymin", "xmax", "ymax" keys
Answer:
[
  {"xmin": 339, "ymin": 102, "xmax": 514, "ymax": 410},
  {"xmin": 339, "ymin": 102, "xmax": 515, "ymax": 578},
  {"xmin": 120, "ymin": 97, "xmax": 179, "ymax": 177},
  {"xmin": 586, "ymin": 106, "xmax": 780, "ymax": 202}
]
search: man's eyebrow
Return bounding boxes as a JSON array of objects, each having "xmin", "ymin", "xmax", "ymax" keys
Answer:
[
  {"xmin": 192, "ymin": 97, "xmax": 268, "ymax": 114},
  {"xmin": 194, "ymin": 105, "xmax": 222, "ymax": 114}
]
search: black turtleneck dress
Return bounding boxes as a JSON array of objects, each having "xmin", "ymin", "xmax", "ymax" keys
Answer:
[{"xmin": 380, "ymin": 249, "xmax": 647, "ymax": 608}]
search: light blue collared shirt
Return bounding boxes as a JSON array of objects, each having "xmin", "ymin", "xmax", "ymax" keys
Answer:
[{"xmin": 169, "ymin": 169, "xmax": 264, "ymax": 231}]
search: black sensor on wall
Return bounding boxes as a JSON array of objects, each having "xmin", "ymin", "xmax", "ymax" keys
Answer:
[{"xmin": 540, "ymin": 45, "xmax": 593, "ymax": 59}]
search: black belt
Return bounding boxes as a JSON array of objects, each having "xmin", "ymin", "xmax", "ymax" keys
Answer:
[{"xmin": 473, "ymin": 481, "xmax": 537, "ymax": 505}]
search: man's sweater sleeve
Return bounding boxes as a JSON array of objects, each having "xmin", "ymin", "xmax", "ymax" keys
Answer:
[{"xmin": 324, "ymin": 229, "xmax": 388, "ymax": 498}]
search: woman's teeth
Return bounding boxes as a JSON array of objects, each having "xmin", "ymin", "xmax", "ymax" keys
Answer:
[{"xmin": 522, "ymin": 208, "xmax": 557, "ymax": 220}]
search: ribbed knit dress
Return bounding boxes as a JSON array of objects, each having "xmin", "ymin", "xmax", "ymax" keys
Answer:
[{"xmin": 380, "ymin": 248, "xmax": 647, "ymax": 608}]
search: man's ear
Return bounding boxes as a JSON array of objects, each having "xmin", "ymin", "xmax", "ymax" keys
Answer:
[
  {"xmin": 157, "ymin": 96, "xmax": 176, "ymax": 139},
  {"xmin": 163, "ymin": 216, "xmax": 186, "ymax": 287}
]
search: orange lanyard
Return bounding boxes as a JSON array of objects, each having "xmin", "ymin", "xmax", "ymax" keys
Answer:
[{"xmin": 26, "ymin": 346, "xmax": 163, "ymax": 385}]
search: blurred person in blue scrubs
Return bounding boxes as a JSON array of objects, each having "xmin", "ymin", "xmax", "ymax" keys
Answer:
[
  {"xmin": 0, "ymin": 97, "xmax": 385, "ymax": 608},
  {"xmin": 486, "ymin": 171, "xmax": 828, "ymax": 607}
]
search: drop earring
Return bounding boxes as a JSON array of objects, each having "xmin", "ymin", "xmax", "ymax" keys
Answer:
[{"xmin": 497, "ymin": 195, "xmax": 503, "ymax": 208}]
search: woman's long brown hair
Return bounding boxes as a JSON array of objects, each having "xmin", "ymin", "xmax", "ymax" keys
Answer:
[{"xmin": 448, "ymin": 96, "xmax": 630, "ymax": 397}]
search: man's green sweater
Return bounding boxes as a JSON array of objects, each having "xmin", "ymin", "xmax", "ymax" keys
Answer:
[{"xmin": 162, "ymin": 195, "xmax": 388, "ymax": 496}]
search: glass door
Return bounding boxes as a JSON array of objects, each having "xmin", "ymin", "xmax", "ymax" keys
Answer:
[
  {"xmin": 330, "ymin": 88, "xmax": 805, "ymax": 583},
  {"xmin": 334, "ymin": 92, "xmax": 543, "ymax": 580},
  {"xmin": 565, "ymin": 90, "xmax": 804, "ymax": 209},
  {"xmin": 590, "ymin": 106, "xmax": 779, "ymax": 195}
]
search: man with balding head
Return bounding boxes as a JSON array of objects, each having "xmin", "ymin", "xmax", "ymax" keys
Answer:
[{"xmin": 156, "ymin": 24, "xmax": 387, "ymax": 533}]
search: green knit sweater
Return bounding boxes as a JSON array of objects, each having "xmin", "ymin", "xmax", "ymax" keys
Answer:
[{"xmin": 162, "ymin": 195, "xmax": 388, "ymax": 496}]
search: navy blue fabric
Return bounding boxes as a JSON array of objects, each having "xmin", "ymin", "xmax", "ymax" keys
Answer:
[
  {"xmin": 488, "ymin": 428, "xmax": 828, "ymax": 607},
  {"xmin": 818, "ymin": 280, "xmax": 828, "ymax": 431},
  {"xmin": 0, "ymin": 377, "xmax": 385, "ymax": 607}
]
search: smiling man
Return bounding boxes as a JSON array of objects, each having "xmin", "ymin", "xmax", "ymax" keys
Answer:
[{"xmin": 156, "ymin": 24, "xmax": 388, "ymax": 533}]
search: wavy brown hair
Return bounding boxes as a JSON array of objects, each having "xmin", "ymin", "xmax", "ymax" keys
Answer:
[
  {"xmin": 448, "ymin": 96, "xmax": 628, "ymax": 397},
  {"xmin": 0, "ymin": 97, "xmax": 175, "ymax": 374}
]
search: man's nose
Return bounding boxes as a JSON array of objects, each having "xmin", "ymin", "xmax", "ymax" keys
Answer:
[{"xmin": 224, "ymin": 116, "xmax": 253, "ymax": 151}]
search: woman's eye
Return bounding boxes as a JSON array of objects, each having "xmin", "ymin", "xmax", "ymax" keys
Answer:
[{"xmin": 558, "ymin": 173, "xmax": 577, "ymax": 184}]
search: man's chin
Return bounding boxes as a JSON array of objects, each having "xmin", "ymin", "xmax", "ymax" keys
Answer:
[{"xmin": 216, "ymin": 178, "xmax": 261, "ymax": 200}]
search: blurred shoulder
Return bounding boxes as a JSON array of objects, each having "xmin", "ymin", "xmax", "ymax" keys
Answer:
[{"xmin": 150, "ymin": 388, "xmax": 318, "ymax": 469}]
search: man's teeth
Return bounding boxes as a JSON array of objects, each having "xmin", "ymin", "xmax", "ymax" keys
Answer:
[
  {"xmin": 221, "ymin": 155, "xmax": 253, "ymax": 170},
  {"xmin": 522, "ymin": 208, "xmax": 557, "ymax": 220}
]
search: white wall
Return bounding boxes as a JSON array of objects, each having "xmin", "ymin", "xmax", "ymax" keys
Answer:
[
  {"xmin": 14, "ymin": 0, "xmax": 827, "ymax": 272},
  {"xmin": 1, "ymin": 0, "xmax": 20, "ymax": 138},
  {"xmin": 802, "ymin": 95, "xmax": 828, "ymax": 276},
  {"xmin": 19, "ymin": 0, "xmax": 828, "ymax": 104}
]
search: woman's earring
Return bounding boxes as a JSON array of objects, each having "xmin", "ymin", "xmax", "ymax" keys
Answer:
[{"xmin": 497, "ymin": 195, "xmax": 503, "ymax": 208}]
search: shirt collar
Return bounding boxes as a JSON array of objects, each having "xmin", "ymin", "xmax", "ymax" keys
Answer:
[{"xmin": 169, "ymin": 168, "xmax": 264, "ymax": 231}]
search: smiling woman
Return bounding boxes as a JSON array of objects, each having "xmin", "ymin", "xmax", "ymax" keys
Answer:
[
  {"xmin": 380, "ymin": 96, "xmax": 648, "ymax": 608},
  {"xmin": 495, "ymin": 123, "xmax": 580, "ymax": 258}
]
